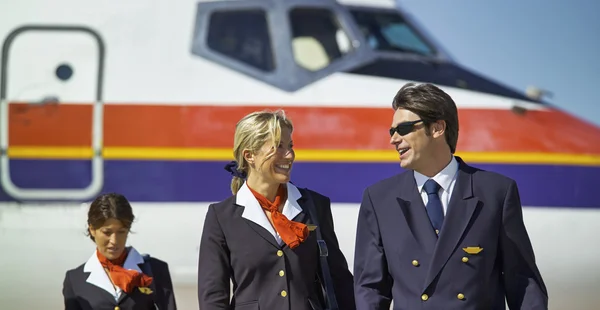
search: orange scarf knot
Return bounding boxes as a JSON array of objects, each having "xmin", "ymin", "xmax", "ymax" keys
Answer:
[
  {"xmin": 248, "ymin": 184, "xmax": 308, "ymax": 249},
  {"xmin": 97, "ymin": 249, "xmax": 154, "ymax": 294}
]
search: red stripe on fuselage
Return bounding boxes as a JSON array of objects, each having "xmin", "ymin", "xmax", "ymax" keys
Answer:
[{"xmin": 8, "ymin": 102, "xmax": 600, "ymax": 154}]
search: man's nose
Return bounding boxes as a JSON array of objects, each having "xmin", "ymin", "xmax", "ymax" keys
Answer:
[{"xmin": 390, "ymin": 133, "xmax": 402, "ymax": 145}]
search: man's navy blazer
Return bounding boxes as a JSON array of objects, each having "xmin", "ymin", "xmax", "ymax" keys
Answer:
[{"xmin": 353, "ymin": 156, "xmax": 548, "ymax": 310}]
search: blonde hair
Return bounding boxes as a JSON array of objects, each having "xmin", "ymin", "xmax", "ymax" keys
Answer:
[{"xmin": 230, "ymin": 109, "xmax": 294, "ymax": 195}]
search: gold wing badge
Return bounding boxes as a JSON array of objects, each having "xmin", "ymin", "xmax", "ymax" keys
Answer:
[
  {"xmin": 138, "ymin": 287, "xmax": 153, "ymax": 295},
  {"xmin": 462, "ymin": 247, "xmax": 483, "ymax": 255},
  {"xmin": 307, "ymin": 224, "xmax": 318, "ymax": 231}
]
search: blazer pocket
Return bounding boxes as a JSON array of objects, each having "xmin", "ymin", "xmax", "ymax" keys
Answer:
[{"xmin": 234, "ymin": 300, "xmax": 259, "ymax": 310}]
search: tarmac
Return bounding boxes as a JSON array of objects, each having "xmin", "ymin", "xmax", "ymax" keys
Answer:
[
  {"xmin": 2, "ymin": 278, "xmax": 600, "ymax": 310},
  {"xmin": 1, "ymin": 204, "xmax": 600, "ymax": 309},
  {"xmin": 0, "ymin": 283, "xmax": 198, "ymax": 310}
]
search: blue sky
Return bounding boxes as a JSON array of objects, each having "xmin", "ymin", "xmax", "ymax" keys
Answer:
[{"xmin": 397, "ymin": 0, "xmax": 600, "ymax": 126}]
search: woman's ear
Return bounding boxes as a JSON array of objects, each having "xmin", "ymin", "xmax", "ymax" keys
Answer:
[
  {"xmin": 243, "ymin": 149, "xmax": 254, "ymax": 166},
  {"xmin": 88, "ymin": 225, "xmax": 96, "ymax": 238}
]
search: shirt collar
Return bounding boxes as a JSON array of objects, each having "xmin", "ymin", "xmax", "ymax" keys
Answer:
[
  {"xmin": 414, "ymin": 156, "xmax": 459, "ymax": 193},
  {"xmin": 236, "ymin": 181, "xmax": 303, "ymax": 225},
  {"xmin": 83, "ymin": 247, "xmax": 145, "ymax": 296}
]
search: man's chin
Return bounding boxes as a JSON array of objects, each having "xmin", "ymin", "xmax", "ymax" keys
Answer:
[{"xmin": 399, "ymin": 159, "xmax": 411, "ymax": 169}]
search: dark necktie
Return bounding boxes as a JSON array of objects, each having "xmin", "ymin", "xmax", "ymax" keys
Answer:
[{"xmin": 424, "ymin": 179, "xmax": 444, "ymax": 233}]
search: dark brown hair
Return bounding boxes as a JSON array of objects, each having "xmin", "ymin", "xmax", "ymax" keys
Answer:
[
  {"xmin": 86, "ymin": 193, "xmax": 135, "ymax": 241},
  {"xmin": 392, "ymin": 83, "xmax": 459, "ymax": 153}
]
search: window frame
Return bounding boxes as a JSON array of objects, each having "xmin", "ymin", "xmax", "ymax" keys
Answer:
[
  {"xmin": 191, "ymin": 0, "xmax": 283, "ymax": 88},
  {"xmin": 190, "ymin": 0, "xmax": 375, "ymax": 92},
  {"xmin": 205, "ymin": 8, "xmax": 276, "ymax": 73},
  {"xmin": 346, "ymin": 5, "xmax": 452, "ymax": 63}
]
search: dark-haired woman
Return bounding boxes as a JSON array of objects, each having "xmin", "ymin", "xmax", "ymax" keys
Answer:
[{"xmin": 62, "ymin": 193, "xmax": 177, "ymax": 310}]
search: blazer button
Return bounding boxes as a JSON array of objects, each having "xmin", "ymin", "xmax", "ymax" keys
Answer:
[
  {"xmin": 114, "ymin": 307, "xmax": 120, "ymax": 310},
  {"xmin": 457, "ymin": 293, "xmax": 465, "ymax": 300},
  {"xmin": 421, "ymin": 294, "xmax": 428, "ymax": 301},
  {"xmin": 281, "ymin": 290, "xmax": 287, "ymax": 297},
  {"xmin": 277, "ymin": 250, "xmax": 283, "ymax": 257},
  {"xmin": 279, "ymin": 270, "xmax": 285, "ymax": 277},
  {"xmin": 412, "ymin": 260, "xmax": 419, "ymax": 266},
  {"xmin": 462, "ymin": 257, "xmax": 469, "ymax": 263}
]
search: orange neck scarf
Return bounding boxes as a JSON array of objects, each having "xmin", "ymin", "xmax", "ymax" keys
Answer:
[
  {"xmin": 248, "ymin": 184, "xmax": 308, "ymax": 249},
  {"xmin": 96, "ymin": 248, "xmax": 153, "ymax": 294}
]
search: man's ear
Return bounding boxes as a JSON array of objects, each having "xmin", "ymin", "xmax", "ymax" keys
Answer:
[{"xmin": 431, "ymin": 120, "xmax": 446, "ymax": 139}]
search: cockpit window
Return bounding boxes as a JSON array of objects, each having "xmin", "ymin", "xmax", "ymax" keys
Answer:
[
  {"xmin": 289, "ymin": 7, "xmax": 353, "ymax": 71},
  {"xmin": 206, "ymin": 9, "xmax": 275, "ymax": 72},
  {"xmin": 349, "ymin": 9, "xmax": 435, "ymax": 57},
  {"xmin": 192, "ymin": 2, "xmax": 534, "ymax": 100},
  {"xmin": 192, "ymin": 1, "xmax": 366, "ymax": 92}
]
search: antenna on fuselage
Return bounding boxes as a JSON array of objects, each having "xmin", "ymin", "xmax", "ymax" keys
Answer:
[{"xmin": 525, "ymin": 85, "xmax": 553, "ymax": 101}]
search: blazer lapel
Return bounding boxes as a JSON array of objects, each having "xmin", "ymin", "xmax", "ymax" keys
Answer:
[
  {"xmin": 83, "ymin": 271, "xmax": 119, "ymax": 303},
  {"xmin": 83, "ymin": 252, "xmax": 122, "ymax": 303},
  {"xmin": 237, "ymin": 182, "xmax": 281, "ymax": 248},
  {"xmin": 424, "ymin": 161, "xmax": 481, "ymax": 289},
  {"xmin": 396, "ymin": 173, "xmax": 438, "ymax": 254},
  {"xmin": 116, "ymin": 290, "xmax": 129, "ymax": 304},
  {"xmin": 290, "ymin": 202, "xmax": 308, "ymax": 224},
  {"xmin": 241, "ymin": 211, "xmax": 281, "ymax": 248}
]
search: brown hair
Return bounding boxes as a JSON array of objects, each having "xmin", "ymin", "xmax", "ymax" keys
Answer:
[
  {"xmin": 86, "ymin": 193, "xmax": 135, "ymax": 241},
  {"xmin": 392, "ymin": 83, "xmax": 459, "ymax": 153}
]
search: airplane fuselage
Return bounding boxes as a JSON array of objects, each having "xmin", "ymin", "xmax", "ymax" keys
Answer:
[{"xmin": 0, "ymin": 0, "xmax": 599, "ymax": 309}]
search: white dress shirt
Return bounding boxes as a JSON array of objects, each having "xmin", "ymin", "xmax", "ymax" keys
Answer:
[{"xmin": 413, "ymin": 156, "xmax": 459, "ymax": 215}]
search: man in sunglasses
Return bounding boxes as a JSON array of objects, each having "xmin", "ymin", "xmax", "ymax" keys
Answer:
[{"xmin": 353, "ymin": 83, "xmax": 547, "ymax": 309}]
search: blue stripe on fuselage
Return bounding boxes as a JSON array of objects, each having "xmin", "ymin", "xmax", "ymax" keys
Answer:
[{"xmin": 1, "ymin": 159, "xmax": 598, "ymax": 208}]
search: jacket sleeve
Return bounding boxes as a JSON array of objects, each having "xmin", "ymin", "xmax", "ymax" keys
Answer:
[
  {"xmin": 500, "ymin": 180, "xmax": 548, "ymax": 309},
  {"xmin": 62, "ymin": 271, "xmax": 83, "ymax": 310},
  {"xmin": 353, "ymin": 188, "xmax": 393, "ymax": 310},
  {"xmin": 197, "ymin": 204, "xmax": 231, "ymax": 309},
  {"xmin": 317, "ymin": 193, "xmax": 357, "ymax": 310},
  {"xmin": 159, "ymin": 261, "xmax": 178, "ymax": 310}
]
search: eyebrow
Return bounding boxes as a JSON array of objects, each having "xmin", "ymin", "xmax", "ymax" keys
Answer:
[{"xmin": 392, "ymin": 120, "xmax": 420, "ymax": 125}]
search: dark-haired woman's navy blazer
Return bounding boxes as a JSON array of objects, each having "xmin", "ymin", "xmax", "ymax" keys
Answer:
[
  {"xmin": 62, "ymin": 247, "xmax": 177, "ymax": 310},
  {"xmin": 197, "ymin": 182, "xmax": 356, "ymax": 310}
]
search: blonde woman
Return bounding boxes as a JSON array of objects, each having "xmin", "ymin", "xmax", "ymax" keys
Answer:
[{"xmin": 197, "ymin": 110, "xmax": 355, "ymax": 310}]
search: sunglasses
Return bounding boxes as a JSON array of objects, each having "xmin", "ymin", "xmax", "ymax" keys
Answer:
[{"xmin": 389, "ymin": 120, "xmax": 423, "ymax": 137}]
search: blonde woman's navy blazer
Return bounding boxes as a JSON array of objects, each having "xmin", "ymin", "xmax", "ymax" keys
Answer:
[{"xmin": 197, "ymin": 182, "xmax": 356, "ymax": 310}]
